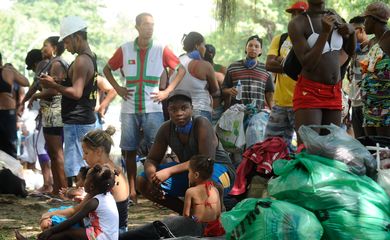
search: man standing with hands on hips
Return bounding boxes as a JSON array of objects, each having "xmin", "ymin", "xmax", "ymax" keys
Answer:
[{"xmin": 103, "ymin": 13, "xmax": 185, "ymax": 203}]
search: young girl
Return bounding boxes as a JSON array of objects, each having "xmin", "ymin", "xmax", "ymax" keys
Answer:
[
  {"xmin": 38, "ymin": 126, "xmax": 129, "ymax": 233},
  {"xmin": 183, "ymin": 155, "xmax": 225, "ymax": 237},
  {"xmin": 17, "ymin": 164, "xmax": 119, "ymax": 240},
  {"xmin": 39, "ymin": 167, "xmax": 89, "ymax": 231}
]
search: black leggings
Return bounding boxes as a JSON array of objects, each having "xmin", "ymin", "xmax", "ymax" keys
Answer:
[{"xmin": 0, "ymin": 109, "xmax": 17, "ymax": 158}]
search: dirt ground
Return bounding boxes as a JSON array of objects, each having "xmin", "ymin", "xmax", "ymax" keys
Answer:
[{"xmin": 0, "ymin": 194, "xmax": 174, "ymax": 240}]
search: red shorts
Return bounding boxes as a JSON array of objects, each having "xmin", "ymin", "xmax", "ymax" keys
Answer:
[{"xmin": 293, "ymin": 75, "xmax": 342, "ymax": 111}]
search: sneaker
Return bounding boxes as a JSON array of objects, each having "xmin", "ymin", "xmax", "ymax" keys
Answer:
[{"xmin": 153, "ymin": 220, "xmax": 175, "ymax": 239}]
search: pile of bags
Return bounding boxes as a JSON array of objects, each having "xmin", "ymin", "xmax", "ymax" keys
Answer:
[{"xmin": 221, "ymin": 124, "xmax": 390, "ymax": 239}]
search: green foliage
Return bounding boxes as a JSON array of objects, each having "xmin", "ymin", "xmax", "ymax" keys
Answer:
[
  {"xmin": 0, "ymin": 0, "xmax": 126, "ymax": 78},
  {"xmin": 210, "ymin": 0, "xmax": 389, "ymax": 67}
]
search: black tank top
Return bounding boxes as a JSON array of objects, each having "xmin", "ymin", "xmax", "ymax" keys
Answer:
[
  {"xmin": 168, "ymin": 116, "xmax": 236, "ymax": 182},
  {"xmin": 0, "ymin": 69, "xmax": 12, "ymax": 93},
  {"xmin": 61, "ymin": 53, "xmax": 97, "ymax": 124}
]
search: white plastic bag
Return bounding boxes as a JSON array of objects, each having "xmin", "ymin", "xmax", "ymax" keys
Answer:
[
  {"xmin": 216, "ymin": 104, "xmax": 246, "ymax": 151},
  {"xmin": 298, "ymin": 124, "xmax": 376, "ymax": 177},
  {"xmin": 0, "ymin": 150, "xmax": 24, "ymax": 178}
]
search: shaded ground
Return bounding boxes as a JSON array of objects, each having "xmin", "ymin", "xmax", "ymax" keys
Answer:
[{"xmin": 0, "ymin": 194, "xmax": 174, "ymax": 240}]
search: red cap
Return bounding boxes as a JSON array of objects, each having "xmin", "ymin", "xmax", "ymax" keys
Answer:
[{"xmin": 286, "ymin": 1, "xmax": 308, "ymax": 13}]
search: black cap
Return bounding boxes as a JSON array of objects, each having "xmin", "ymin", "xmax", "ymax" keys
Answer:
[
  {"xmin": 25, "ymin": 49, "xmax": 43, "ymax": 70},
  {"xmin": 246, "ymin": 35, "xmax": 262, "ymax": 46},
  {"xmin": 167, "ymin": 89, "xmax": 192, "ymax": 104}
]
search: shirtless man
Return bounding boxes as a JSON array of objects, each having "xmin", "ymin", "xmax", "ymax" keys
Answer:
[{"xmin": 288, "ymin": 0, "xmax": 355, "ymax": 142}]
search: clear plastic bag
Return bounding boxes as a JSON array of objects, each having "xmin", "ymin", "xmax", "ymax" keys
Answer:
[
  {"xmin": 221, "ymin": 198, "xmax": 323, "ymax": 240},
  {"xmin": 245, "ymin": 111, "xmax": 269, "ymax": 148},
  {"xmin": 298, "ymin": 124, "xmax": 376, "ymax": 177},
  {"xmin": 369, "ymin": 144, "xmax": 390, "ymax": 196}
]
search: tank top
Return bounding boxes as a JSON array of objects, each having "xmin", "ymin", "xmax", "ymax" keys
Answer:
[
  {"xmin": 88, "ymin": 192, "xmax": 119, "ymax": 240},
  {"xmin": 175, "ymin": 55, "xmax": 212, "ymax": 112},
  {"xmin": 40, "ymin": 57, "xmax": 68, "ymax": 109},
  {"xmin": 0, "ymin": 68, "xmax": 12, "ymax": 93},
  {"xmin": 168, "ymin": 116, "xmax": 235, "ymax": 181},
  {"xmin": 61, "ymin": 53, "xmax": 97, "ymax": 124}
]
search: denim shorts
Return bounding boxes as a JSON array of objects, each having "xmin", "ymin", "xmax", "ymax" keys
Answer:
[
  {"xmin": 192, "ymin": 109, "xmax": 212, "ymax": 123},
  {"xmin": 120, "ymin": 112, "xmax": 164, "ymax": 151},
  {"xmin": 264, "ymin": 105, "xmax": 295, "ymax": 148},
  {"xmin": 63, "ymin": 123, "xmax": 95, "ymax": 177},
  {"xmin": 140, "ymin": 162, "xmax": 232, "ymax": 197}
]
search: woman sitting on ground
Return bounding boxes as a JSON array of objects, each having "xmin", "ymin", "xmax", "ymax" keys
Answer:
[{"xmin": 39, "ymin": 126, "xmax": 130, "ymax": 233}]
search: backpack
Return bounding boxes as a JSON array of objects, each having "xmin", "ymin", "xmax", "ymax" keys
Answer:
[{"xmin": 277, "ymin": 32, "xmax": 301, "ymax": 81}]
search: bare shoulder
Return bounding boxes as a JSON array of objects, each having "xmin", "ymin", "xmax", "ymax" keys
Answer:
[
  {"xmin": 75, "ymin": 54, "xmax": 93, "ymax": 66},
  {"xmin": 185, "ymin": 186, "xmax": 197, "ymax": 196}
]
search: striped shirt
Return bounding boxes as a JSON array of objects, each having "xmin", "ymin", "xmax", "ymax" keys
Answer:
[{"xmin": 222, "ymin": 60, "xmax": 274, "ymax": 110}]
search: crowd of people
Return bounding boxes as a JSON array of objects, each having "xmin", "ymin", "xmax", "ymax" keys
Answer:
[{"xmin": 1, "ymin": 0, "xmax": 389, "ymax": 239}]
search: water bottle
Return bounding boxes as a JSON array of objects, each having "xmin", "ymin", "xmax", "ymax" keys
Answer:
[{"xmin": 236, "ymin": 80, "xmax": 242, "ymax": 100}]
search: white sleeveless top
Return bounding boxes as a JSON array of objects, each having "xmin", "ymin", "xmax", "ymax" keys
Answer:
[
  {"xmin": 174, "ymin": 55, "xmax": 212, "ymax": 112},
  {"xmin": 88, "ymin": 192, "xmax": 119, "ymax": 240}
]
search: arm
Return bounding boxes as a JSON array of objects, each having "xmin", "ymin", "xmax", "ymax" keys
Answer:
[
  {"xmin": 27, "ymin": 89, "xmax": 58, "ymax": 108},
  {"xmin": 221, "ymin": 66, "xmax": 237, "ymax": 108},
  {"xmin": 39, "ymin": 55, "xmax": 91, "ymax": 100},
  {"xmin": 265, "ymin": 35, "xmax": 284, "ymax": 73},
  {"xmin": 96, "ymin": 75, "xmax": 117, "ymax": 116},
  {"xmin": 288, "ymin": 15, "xmax": 335, "ymax": 72},
  {"xmin": 196, "ymin": 117, "xmax": 217, "ymax": 157},
  {"xmin": 205, "ymin": 62, "xmax": 220, "ymax": 98},
  {"xmin": 265, "ymin": 55, "xmax": 284, "ymax": 73},
  {"xmin": 4, "ymin": 65, "xmax": 30, "ymax": 87},
  {"xmin": 41, "ymin": 194, "xmax": 90, "ymax": 219},
  {"xmin": 264, "ymin": 74, "xmax": 274, "ymax": 109},
  {"xmin": 151, "ymin": 47, "xmax": 184, "ymax": 102},
  {"xmin": 151, "ymin": 65, "xmax": 185, "ymax": 102},
  {"xmin": 338, "ymin": 23, "xmax": 356, "ymax": 57},
  {"xmin": 22, "ymin": 80, "xmax": 40, "ymax": 103},
  {"xmin": 144, "ymin": 122, "xmax": 169, "ymax": 182},
  {"xmin": 265, "ymin": 92, "xmax": 274, "ymax": 109},
  {"xmin": 183, "ymin": 189, "xmax": 193, "ymax": 217},
  {"xmin": 39, "ymin": 198, "xmax": 98, "ymax": 239},
  {"xmin": 103, "ymin": 64, "xmax": 132, "ymax": 101},
  {"xmin": 50, "ymin": 61, "xmax": 67, "ymax": 83}
]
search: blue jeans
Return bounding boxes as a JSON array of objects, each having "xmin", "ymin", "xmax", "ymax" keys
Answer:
[
  {"xmin": 264, "ymin": 105, "xmax": 295, "ymax": 150},
  {"xmin": 120, "ymin": 112, "xmax": 164, "ymax": 151},
  {"xmin": 63, "ymin": 123, "xmax": 95, "ymax": 177}
]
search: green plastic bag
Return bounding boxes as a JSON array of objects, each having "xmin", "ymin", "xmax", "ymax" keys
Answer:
[
  {"xmin": 268, "ymin": 152, "xmax": 390, "ymax": 240},
  {"xmin": 221, "ymin": 198, "xmax": 323, "ymax": 240}
]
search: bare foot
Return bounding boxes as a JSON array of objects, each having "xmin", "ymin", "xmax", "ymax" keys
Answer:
[
  {"xmin": 129, "ymin": 192, "xmax": 137, "ymax": 204},
  {"xmin": 38, "ymin": 184, "xmax": 53, "ymax": 194},
  {"xmin": 15, "ymin": 230, "xmax": 28, "ymax": 240}
]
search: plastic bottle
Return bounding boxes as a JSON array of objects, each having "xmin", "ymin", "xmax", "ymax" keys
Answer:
[{"xmin": 236, "ymin": 80, "xmax": 242, "ymax": 100}]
